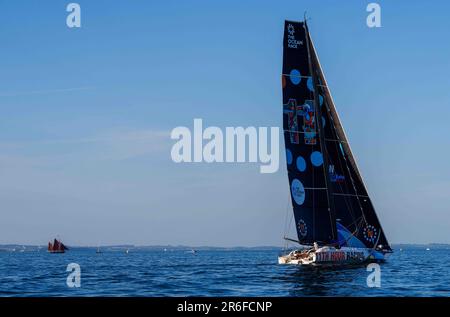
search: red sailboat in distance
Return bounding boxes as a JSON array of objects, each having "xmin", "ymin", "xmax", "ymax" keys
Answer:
[{"xmin": 47, "ymin": 238, "xmax": 68, "ymax": 253}]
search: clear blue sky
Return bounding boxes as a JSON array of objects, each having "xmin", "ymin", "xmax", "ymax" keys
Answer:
[{"xmin": 1, "ymin": 0, "xmax": 449, "ymax": 246}]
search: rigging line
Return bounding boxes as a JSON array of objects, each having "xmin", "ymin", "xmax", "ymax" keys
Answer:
[
  {"xmin": 304, "ymin": 21, "xmax": 337, "ymax": 242},
  {"xmin": 283, "ymin": 194, "xmax": 289, "ymax": 245},
  {"xmin": 310, "ymin": 133, "xmax": 316, "ymax": 242},
  {"xmin": 339, "ymin": 142, "xmax": 367, "ymax": 223},
  {"xmin": 342, "ymin": 215, "xmax": 364, "ymax": 232},
  {"xmin": 371, "ymin": 223, "xmax": 383, "ymax": 250},
  {"xmin": 330, "ymin": 217, "xmax": 364, "ymax": 249},
  {"xmin": 286, "ymin": 214, "xmax": 295, "ymax": 250},
  {"xmin": 330, "ymin": 141, "xmax": 358, "ymax": 223},
  {"xmin": 323, "ymin": 132, "xmax": 355, "ymax": 220},
  {"xmin": 288, "ymin": 210, "xmax": 294, "ymax": 234},
  {"xmin": 316, "ymin": 69, "xmax": 365, "ymax": 227},
  {"xmin": 283, "ymin": 237, "xmax": 302, "ymax": 245},
  {"xmin": 283, "ymin": 191, "xmax": 293, "ymax": 250},
  {"xmin": 330, "ymin": 104, "xmax": 365, "ymax": 224},
  {"xmin": 282, "ymin": 74, "xmax": 313, "ymax": 78},
  {"xmin": 309, "ymin": 35, "xmax": 367, "ymax": 189},
  {"xmin": 325, "ymin": 138, "xmax": 347, "ymax": 143},
  {"xmin": 283, "ymin": 129, "xmax": 317, "ymax": 134},
  {"xmin": 343, "ymin": 218, "xmax": 365, "ymax": 246},
  {"xmin": 318, "ymin": 107, "xmax": 356, "ymax": 221},
  {"xmin": 287, "ymin": 190, "xmax": 295, "ymax": 249},
  {"xmin": 310, "ymin": 39, "xmax": 388, "ymax": 249},
  {"xmin": 333, "ymin": 193, "xmax": 369, "ymax": 198},
  {"xmin": 340, "ymin": 224, "xmax": 362, "ymax": 247},
  {"xmin": 308, "ymin": 33, "xmax": 388, "ymax": 248},
  {"xmin": 309, "ymin": 67, "xmax": 359, "ymax": 227},
  {"xmin": 304, "ymin": 187, "xmax": 327, "ymax": 190},
  {"xmin": 327, "ymin": 136, "xmax": 358, "ymax": 226}
]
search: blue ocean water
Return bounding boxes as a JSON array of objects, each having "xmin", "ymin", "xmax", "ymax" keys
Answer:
[{"xmin": 0, "ymin": 246, "xmax": 449, "ymax": 297}]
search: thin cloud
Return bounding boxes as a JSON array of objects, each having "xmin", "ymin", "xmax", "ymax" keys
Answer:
[
  {"xmin": 0, "ymin": 86, "xmax": 94, "ymax": 97},
  {"xmin": 40, "ymin": 130, "xmax": 169, "ymax": 145},
  {"xmin": 92, "ymin": 130, "xmax": 171, "ymax": 161},
  {"xmin": 0, "ymin": 129, "xmax": 171, "ymax": 163}
]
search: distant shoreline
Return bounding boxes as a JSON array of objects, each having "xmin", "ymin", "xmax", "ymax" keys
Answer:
[{"xmin": 0, "ymin": 243, "xmax": 449, "ymax": 251}]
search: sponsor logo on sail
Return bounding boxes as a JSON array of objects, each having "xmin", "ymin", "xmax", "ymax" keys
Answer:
[
  {"xmin": 291, "ymin": 179, "xmax": 305, "ymax": 205},
  {"xmin": 297, "ymin": 219, "xmax": 308, "ymax": 237},
  {"xmin": 363, "ymin": 224, "xmax": 378, "ymax": 243},
  {"xmin": 329, "ymin": 165, "xmax": 345, "ymax": 183},
  {"xmin": 287, "ymin": 24, "xmax": 303, "ymax": 49}
]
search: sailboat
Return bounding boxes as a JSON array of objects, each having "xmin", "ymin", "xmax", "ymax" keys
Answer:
[
  {"xmin": 47, "ymin": 238, "xmax": 68, "ymax": 253},
  {"xmin": 278, "ymin": 19, "xmax": 392, "ymax": 265}
]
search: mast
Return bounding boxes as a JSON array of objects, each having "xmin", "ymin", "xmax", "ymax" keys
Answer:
[{"xmin": 303, "ymin": 20, "xmax": 337, "ymax": 242}]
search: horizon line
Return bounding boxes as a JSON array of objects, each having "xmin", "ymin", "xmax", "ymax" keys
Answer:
[{"xmin": 1, "ymin": 242, "xmax": 448, "ymax": 248}]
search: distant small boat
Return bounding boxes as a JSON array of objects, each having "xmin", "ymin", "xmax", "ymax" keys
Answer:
[
  {"xmin": 96, "ymin": 247, "xmax": 102, "ymax": 254},
  {"xmin": 186, "ymin": 249, "xmax": 197, "ymax": 254},
  {"xmin": 426, "ymin": 248, "xmax": 431, "ymax": 251},
  {"xmin": 125, "ymin": 249, "xmax": 129, "ymax": 254},
  {"xmin": 48, "ymin": 238, "xmax": 68, "ymax": 253}
]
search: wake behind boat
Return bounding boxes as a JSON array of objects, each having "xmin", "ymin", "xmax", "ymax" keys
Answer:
[{"xmin": 279, "ymin": 19, "xmax": 392, "ymax": 266}]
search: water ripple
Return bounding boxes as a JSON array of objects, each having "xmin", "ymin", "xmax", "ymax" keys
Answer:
[{"xmin": 0, "ymin": 247, "xmax": 449, "ymax": 296}]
